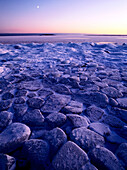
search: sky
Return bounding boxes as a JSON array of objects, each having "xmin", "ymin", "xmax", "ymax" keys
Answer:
[{"xmin": 0, "ymin": 0, "xmax": 127, "ymax": 34}]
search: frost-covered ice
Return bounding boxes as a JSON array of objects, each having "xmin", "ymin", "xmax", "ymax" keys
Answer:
[
  {"xmin": 0, "ymin": 42, "xmax": 127, "ymax": 169},
  {"xmin": 0, "ymin": 42, "xmax": 127, "ymax": 78}
]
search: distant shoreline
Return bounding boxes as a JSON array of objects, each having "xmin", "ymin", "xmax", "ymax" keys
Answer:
[
  {"xmin": 0, "ymin": 33, "xmax": 56, "ymax": 36},
  {"xmin": 0, "ymin": 33, "xmax": 127, "ymax": 37}
]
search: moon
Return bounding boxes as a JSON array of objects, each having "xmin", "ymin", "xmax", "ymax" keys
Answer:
[{"xmin": 37, "ymin": 5, "xmax": 39, "ymax": 9}]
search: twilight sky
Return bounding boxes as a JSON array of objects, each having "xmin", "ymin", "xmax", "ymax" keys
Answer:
[{"xmin": 0, "ymin": 0, "xmax": 127, "ymax": 34}]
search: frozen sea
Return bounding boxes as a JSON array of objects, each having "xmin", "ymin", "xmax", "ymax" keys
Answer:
[
  {"xmin": 0, "ymin": 34, "xmax": 127, "ymax": 169},
  {"xmin": 0, "ymin": 33, "xmax": 127, "ymax": 44}
]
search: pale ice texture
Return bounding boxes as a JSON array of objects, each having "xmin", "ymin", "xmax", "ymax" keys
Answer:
[{"xmin": 0, "ymin": 42, "xmax": 127, "ymax": 80}]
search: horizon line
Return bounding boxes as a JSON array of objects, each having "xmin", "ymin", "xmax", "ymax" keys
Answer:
[{"xmin": 0, "ymin": 33, "xmax": 127, "ymax": 36}]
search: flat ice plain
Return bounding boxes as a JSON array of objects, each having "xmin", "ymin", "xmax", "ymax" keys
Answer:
[{"xmin": 0, "ymin": 42, "xmax": 127, "ymax": 169}]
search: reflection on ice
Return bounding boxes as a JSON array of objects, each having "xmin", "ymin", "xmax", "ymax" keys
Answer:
[{"xmin": 97, "ymin": 42, "xmax": 115, "ymax": 44}]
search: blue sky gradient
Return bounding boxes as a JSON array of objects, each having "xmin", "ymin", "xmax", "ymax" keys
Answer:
[{"xmin": 0, "ymin": 0, "xmax": 127, "ymax": 34}]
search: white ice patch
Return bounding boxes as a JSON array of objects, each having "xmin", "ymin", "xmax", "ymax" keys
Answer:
[
  {"xmin": 0, "ymin": 66, "xmax": 11, "ymax": 78},
  {"xmin": 0, "ymin": 67, "xmax": 4, "ymax": 73},
  {"xmin": 71, "ymin": 48, "xmax": 77, "ymax": 52},
  {"xmin": 0, "ymin": 49, "xmax": 9, "ymax": 54}
]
